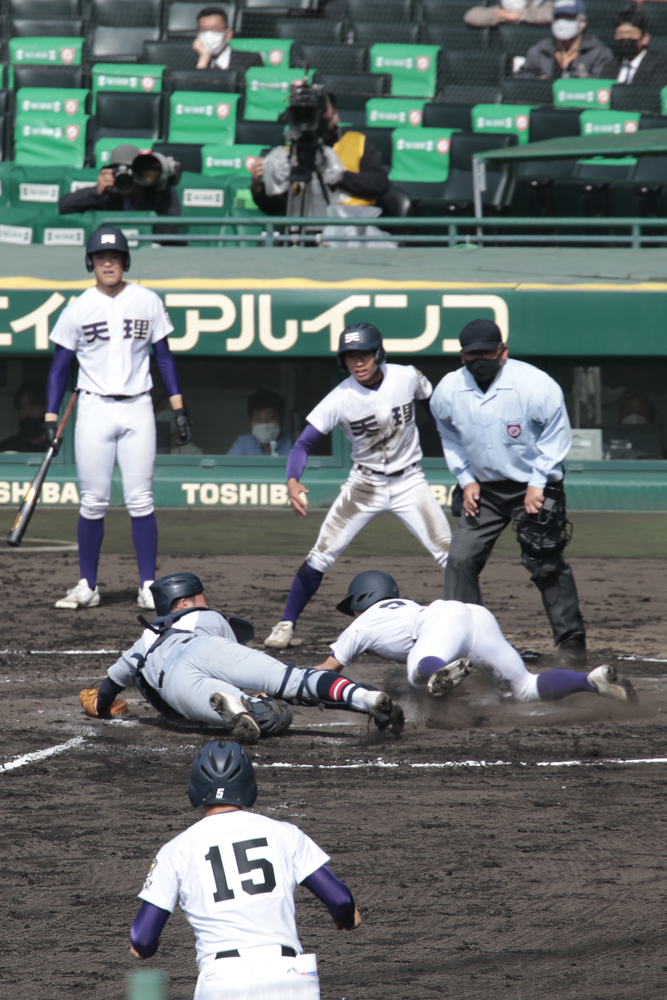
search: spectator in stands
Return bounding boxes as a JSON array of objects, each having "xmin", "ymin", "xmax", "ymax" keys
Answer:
[
  {"xmin": 58, "ymin": 144, "xmax": 181, "ymax": 218},
  {"xmin": 613, "ymin": 7, "xmax": 667, "ymax": 86},
  {"xmin": 0, "ymin": 383, "xmax": 48, "ymax": 453},
  {"xmin": 228, "ymin": 390, "xmax": 292, "ymax": 457},
  {"xmin": 465, "ymin": 0, "xmax": 553, "ymax": 29},
  {"xmin": 619, "ymin": 394, "xmax": 655, "ymax": 425},
  {"xmin": 515, "ymin": 0, "xmax": 614, "ymax": 79},
  {"xmin": 249, "ymin": 91, "xmax": 390, "ymax": 215},
  {"xmin": 193, "ymin": 5, "xmax": 263, "ymax": 71}
]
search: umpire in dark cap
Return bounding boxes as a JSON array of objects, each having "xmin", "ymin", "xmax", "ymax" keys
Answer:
[{"xmin": 430, "ymin": 319, "xmax": 586, "ymax": 663}]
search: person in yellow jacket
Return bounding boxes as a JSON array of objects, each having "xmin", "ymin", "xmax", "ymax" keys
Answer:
[{"xmin": 250, "ymin": 90, "xmax": 390, "ymax": 215}]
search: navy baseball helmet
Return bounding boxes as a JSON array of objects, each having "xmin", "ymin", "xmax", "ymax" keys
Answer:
[
  {"xmin": 188, "ymin": 740, "xmax": 258, "ymax": 809},
  {"xmin": 336, "ymin": 570, "xmax": 399, "ymax": 616},
  {"xmin": 85, "ymin": 226, "xmax": 131, "ymax": 273},
  {"xmin": 150, "ymin": 571, "xmax": 204, "ymax": 617},
  {"xmin": 337, "ymin": 322, "xmax": 386, "ymax": 373}
]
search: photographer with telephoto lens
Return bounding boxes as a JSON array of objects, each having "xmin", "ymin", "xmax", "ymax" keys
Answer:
[{"xmin": 58, "ymin": 144, "xmax": 182, "ymax": 218}]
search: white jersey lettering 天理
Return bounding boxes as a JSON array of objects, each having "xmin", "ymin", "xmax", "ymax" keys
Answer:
[
  {"xmin": 307, "ymin": 364, "xmax": 432, "ymax": 475},
  {"xmin": 50, "ymin": 283, "xmax": 173, "ymax": 397}
]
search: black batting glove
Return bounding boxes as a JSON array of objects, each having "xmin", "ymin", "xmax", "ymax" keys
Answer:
[
  {"xmin": 173, "ymin": 407, "xmax": 192, "ymax": 446},
  {"xmin": 44, "ymin": 419, "xmax": 60, "ymax": 453}
]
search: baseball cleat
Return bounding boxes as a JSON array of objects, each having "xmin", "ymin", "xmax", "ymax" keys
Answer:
[
  {"xmin": 210, "ymin": 692, "xmax": 261, "ymax": 744},
  {"xmin": 366, "ymin": 692, "xmax": 405, "ymax": 737},
  {"xmin": 55, "ymin": 579, "xmax": 100, "ymax": 609},
  {"xmin": 137, "ymin": 582, "xmax": 155, "ymax": 611},
  {"xmin": 264, "ymin": 620, "xmax": 294, "ymax": 649},
  {"xmin": 587, "ymin": 665, "xmax": 636, "ymax": 702},
  {"xmin": 427, "ymin": 658, "xmax": 472, "ymax": 698}
]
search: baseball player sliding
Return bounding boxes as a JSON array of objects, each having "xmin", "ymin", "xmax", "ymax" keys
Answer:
[
  {"xmin": 130, "ymin": 740, "xmax": 361, "ymax": 1000},
  {"xmin": 79, "ymin": 571, "xmax": 405, "ymax": 738},
  {"xmin": 44, "ymin": 226, "xmax": 192, "ymax": 610},
  {"xmin": 315, "ymin": 571, "xmax": 635, "ymax": 704},
  {"xmin": 264, "ymin": 322, "xmax": 451, "ymax": 649}
]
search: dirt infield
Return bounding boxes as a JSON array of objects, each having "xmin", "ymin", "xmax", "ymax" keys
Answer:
[{"xmin": 2, "ymin": 552, "xmax": 667, "ymax": 999}]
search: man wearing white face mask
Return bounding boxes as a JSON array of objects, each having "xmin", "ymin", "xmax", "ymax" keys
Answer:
[
  {"xmin": 193, "ymin": 6, "xmax": 262, "ymax": 72},
  {"xmin": 516, "ymin": 0, "xmax": 614, "ymax": 79},
  {"xmin": 464, "ymin": 0, "xmax": 553, "ymax": 29},
  {"xmin": 228, "ymin": 390, "xmax": 292, "ymax": 457}
]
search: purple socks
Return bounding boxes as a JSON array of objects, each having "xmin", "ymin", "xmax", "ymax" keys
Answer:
[
  {"xmin": 78, "ymin": 516, "xmax": 104, "ymax": 589},
  {"xmin": 536, "ymin": 669, "xmax": 595, "ymax": 701},
  {"xmin": 416, "ymin": 655, "xmax": 448, "ymax": 681},
  {"xmin": 131, "ymin": 512, "xmax": 158, "ymax": 587},
  {"xmin": 282, "ymin": 561, "xmax": 324, "ymax": 624}
]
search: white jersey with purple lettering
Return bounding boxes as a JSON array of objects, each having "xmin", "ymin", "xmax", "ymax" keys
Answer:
[
  {"xmin": 49, "ymin": 282, "xmax": 173, "ymax": 396},
  {"xmin": 306, "ymin": 363, "xmax": 431, "ymax": 475}
]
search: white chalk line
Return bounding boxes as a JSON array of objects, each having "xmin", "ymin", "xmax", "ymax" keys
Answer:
[
  {"xmin": 0, "ymin": 736, "xmax": 84, "ymax": 773},
  {"xmin": 256, "ymin": 756, "xmax": 667, "ymax": 771},
  {"xmin": 0, "ymin": 649, "xmax": 119, "ymax": 655}
]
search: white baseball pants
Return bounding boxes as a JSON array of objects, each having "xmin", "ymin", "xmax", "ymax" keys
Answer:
[
  {"xmin": 194, "ymin": 949, "xmax": 319, "ymax": 1000},
  {"xmin": 406, "ymin": 600, "xmax": 540, "ymax": 702},
  {"xmin": 306, "ymin": 465, "xmax": 451, "ymax": 573},
  {"xmin": 74, "ymin": 391, "xmax": 156, "ymax": 519}
]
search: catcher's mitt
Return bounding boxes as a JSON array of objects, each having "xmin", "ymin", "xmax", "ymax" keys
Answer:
[{"xmin": 79, "ymin": 687, "xmax": 128, "ymax": 718}]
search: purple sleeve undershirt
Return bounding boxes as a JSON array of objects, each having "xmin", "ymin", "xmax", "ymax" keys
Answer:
[
  {"xmin": 300, "ymin": 864, "xmax": 356, "ymax": 928},
  {"xmin": 45, "ymin": 345, "xmax": 75, "ymax": 414},
  {"xmin": 152, "ymin": 338, "xmax": 181, "ymax": 398},
  {"xmin": 286, "ymin": 423, "xmax": 323, "ymax": 482},
  {"xmin": 96, "ymin": 675, "xmax": 125, "ymax": 716},
  {"xmin": 130, "ymin": 901, "xmax": 171, "ymax": 958}
]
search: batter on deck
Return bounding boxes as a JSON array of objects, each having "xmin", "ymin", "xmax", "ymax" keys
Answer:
[
  {"xmin": 264, "ymin": 322, "xmax": 451, "ymax": 649},
  {"xmin": 45, "ymin": 226, "xmax": 192, "ymax": 610}
]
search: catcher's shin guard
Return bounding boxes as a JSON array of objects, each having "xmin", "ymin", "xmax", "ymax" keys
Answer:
[{"xmin": 244, "ymin": 695, "xmax": 293, "ymax": 737}]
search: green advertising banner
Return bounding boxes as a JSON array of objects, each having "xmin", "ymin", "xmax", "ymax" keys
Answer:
[
  {"xmin": 579, "ymin": 110, "xmax": 640, "ymax": 136},
  {"xmin": 366, "ymin": 97, "xmax": 426, "ymax": 128},
  {"xmin": 230, "ymin": 38, "xmax": 293, "ymax": 67},
  {"xmin": 472, "ymin": 104, "xmax": 533, "ymax": 145},
  {"xmin": 169, "ymin": 92, "xmax": 240, "ymax": 144},
  {"xmin": 16, "ymin": 88, "xmax": 89, "ymax": 118},
  {"xmin": 202, "ymin": 144, "xmax": 266, "ymax": 176},
  {"xmin": 9, "ymin": 37, "xmax": 83, "ymax": 66},
  {"xmin": 95, "ymin": 137, "xmax": 153, "ymax": 167},
  {"xmin": 389, "ymin": 127, "xmax": 458, "ymax": 182},
  {"xmin": 91, "ymin": 63, "xmax": 165, "ymax": 111},
  {"xmin": 14, "ymin": 113, "xmax": 88, "ymax": 169},
  {"xmin": 370, "ymin": 44, "xmax": 439, "ymax": 98},
  {"xmin": 552, "ymin": 79, "xmax": 615, "ymax": 109},
  {"xmin": 243, "ymin": 67, "xmax": 315, "ymax": 121}
]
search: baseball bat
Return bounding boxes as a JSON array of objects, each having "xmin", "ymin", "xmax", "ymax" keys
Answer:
[{"xmin": 6, "ymin": 390, "xmax": 79, "ymax": 548}]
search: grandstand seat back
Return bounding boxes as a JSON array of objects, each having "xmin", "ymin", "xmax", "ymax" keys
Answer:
[
  {"xmin": 369, "ymin": 43, "xmax": 439, "ymax": 98},
  {"xmin": 92, "ymin": 0, "xmax": 162, "ymax": 26},
  {"xmin": 95, "ymin": 91, "xmax": 163, "ymax": 140},
  {"xmin": 153, "ymin": 141, "xmax": 203, "ymax": 173},
  {"xmin": 273, "ymin": 18, "xmax": 344, "ymax": 44},
  {"xmin": 610, "ymin": 85, "xmax": 661, "ymax": 116},
  {"xmin": 366, "ymin": 97, "xmax": 426, "ymax": 128},
  {"xmin": 202, "ymin": 143, "xmax": 267, "ymax": 177},
  {"xmin": 390, "ymin": 126, "xmax": 459, "ymax": 182},
  {"xmin": 9, "ymin": 36, "xmax": 84, "ymax": 68},
  {"xmin": 419, "ymin": 0, "xmax": 477, "ymax": 26},
  {"xmin": 17, "ymin": 87, "xmax": 89, "ymax": 117},
  {"xmin": 347, "ymin": 0, "xmax": 415, "ymax": 23},
  {"xmin": 639, "ymin": 115, "xmax": 667, "ymax": 131},
  {"xmin": 315, "ymin": 72, "xmax": 391, "ymax": 98},
  {"xmin": 420, "ymin": 25, "xmax": 488, "ymax": 49},
  {"xmin": 234, "ymin": 118, "xmax": 285, "ymax": 145},
  {"xmin": 167, "ymin": 2, "xmax": 238, "ymax": 36},
  {"xmin": 438, "ymin": 84, "xmax": 501, "ymax": 104},
  {"xmin": 529, "ymin": 108, "xmax": 581, "ymax": 143},
  {"xmin": 423, "ymin": 102, "xmax": 471, "ymax": 130},
  {"xmin": 292, "ymin": 44, "xmax": 367, "ymax": 75},
  {"xmin": 91, "ymin": 64, "xmax": 166, "ymax": 113},
  {"xmin": 631, "ymin": 156, "xmax": 667, "ymax": 183},
  {"xmin": 574, "ymin": 158, "xmax": 636, "ymax": 181},
  {"xmin": 169, "ymin": 90, "xmax": 240, "ymax": 143},
  {"xmin": 230, "ymin": 37, "xmax": 293, "ymax": 66},
  {"xmin": 501, "ymin": 78, "xmax": 553, "ymax": 105},
  {"xmin": 143, "ymin": 40, "xmax": 196, "ymax": 72},
  {"xmin": 11, "ymin": 19, "xmax": 83, "ymax": 36},
  {"xmin": 92, "ymin": 26, "xmax": 160, "ymax": 61},
  {"xmin": 13, "ymin": 65, "xmax": 84, "ymax": 89},
  {"xmin": 441, "ymin": 50, "xmax": 507, "ymax": 86},
  {"xmin": 15, "ymin": 112, "xmax": 88, "ymax": 167},
  {"xmin": 9, "ymin": 0, "xmax": 80, "ymax": 15},
  {"xmin": 244, "ymin": 66, "xmax": 314, "ymax": 121},
  {"xmin": 377, "ymin": 185, "xmax": 412, "ymax": 217},
  {"xmin": 352, "ymin": 22, "xmax": 421, "ymax": 46},
  {"xmin": 169, "ymin": 69, "xmax": 242, "ymax": 94}
]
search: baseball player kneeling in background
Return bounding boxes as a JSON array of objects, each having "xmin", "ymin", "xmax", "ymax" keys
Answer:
[
  {"xmin": 315, "ymin": 570, "xmax": 635, "ymax": 704},
  {"xmin": 45, "ymin": 226, "xmax": 192, "ymax": 611},
  {"xmin": 264, "ymin": 322, "xmax": 451, "ymax": 649},
  {"xmin": 130, "ymin": 740, "xmax": 361, "ymax": 1000},
  {"xmin": 80, "ymin": 571, "xmax": 405, "ymax": 738}
]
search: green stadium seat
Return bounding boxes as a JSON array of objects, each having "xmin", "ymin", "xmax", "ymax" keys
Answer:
[
  {"xmin": 94, "ymin": 136, "xmax": 153, "ymax": 167},
  {"xmin": 14, "ymin": 111, "xmax": 88, "ymax": 168},
  {"xmin": 243, "ymin": 67, "xmax": 314, "ymax": 122},
  {"xmin": 63, "ymin": 167, "xmax": 100, "ymax": 197},
  {"xmin": 0, "ymin": 206, "xmax": 43, "ymax": 245},
  {"xmin": 8, "ymin": 165, "xmax": 70, "ymax": 206},
  {"xmin": 389, "ymin": 126, "xmax": 459, "ymax": 183},
  {"xmin": 366, "ymin": 97, "xmax": 426, "ymax": 129},
  {"xmin": 94, "ymin": 91, "xmax": 164, "ymax": 142},
  {"xmin": 472, "ymin": 103, "xmax": 533, "ymax": 145},
  {"xmin": 369, "ymin": 44, "xmax": 439, "ymax": 98},
  {"xmin": 422, "ymin": 103, "xmax": 471, "ymax": 130},
  {"xmin": 231, "ymin": 38, "xmax": 293, "ymax": 68},
  {"xmin": 9, "ymin": 36, "xmax": 83, "ymax": 68},
  {"xmin": 91, "ymin": 27, "xmax": 160, "ymax": 64},
  {"xmin": 16, "ymin": 87, "xmax": 89, "ymax": 118},
  {"xmin": 91, "ymin": 63, "xmax": 166, "ymax": 113},
  {"xmin": 202, "ymin": 144, "xmax": 266, "ymax": 177},
  {"xmin": 11, "ymin": 19, "xmax": 83, "ymax": 36},
  {"xmin": 12, "ymin": 65, "xmax": 85, "ymax": 90},
  {"xmin": 32, "ymin": 209, "xmax": 89, "ymax": 246},
  {"xmin": 552, "ymin": 78, "xmax": 616, "ymax": 110},
  {"xmin": 580, "ymin": 110, "xmax": 640, "ymax": 137},
  {"xmin": 314, "ymin": 72, "xmax": 391, "ymax": 99},
  {"xmin": 153, "ymin": 142, "xmax": 203, "ymax": 173},
  {"xmin": 169, "ymin": 91, "xmax": 240, "ymax": 144}
]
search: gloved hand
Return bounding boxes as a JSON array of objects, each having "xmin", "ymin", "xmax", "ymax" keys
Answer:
[
  {"xmin": 173, "ymin": 407, "xmax": 192, "ymax": 446},
  {"xmin": 79, "ymin": 687, "xmax": 127, "ymax": 718},
  {"xmin": 44, "ymin": 419, "xmax": 60, "ymax": 453}
]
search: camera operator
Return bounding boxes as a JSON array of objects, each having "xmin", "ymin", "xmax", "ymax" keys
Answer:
[
  {"xmin": 58, "ymin": 144, "xmax": 181, "ymax": 218},
  {"xmin": 250, "ymin": 87, "xmax": 390, "ymax": 216}
]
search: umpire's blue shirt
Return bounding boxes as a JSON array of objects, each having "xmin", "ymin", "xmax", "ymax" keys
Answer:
[{"xmin": 430, "ymin": 358, "xmax": 572, "ymax": 490}]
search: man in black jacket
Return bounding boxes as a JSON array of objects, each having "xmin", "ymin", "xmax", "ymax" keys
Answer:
[
  {"xmin": 612, "ymin": 6, "xmax": 667, "ymax": 87},
  {"xmin": 249, "ymin": 92, "xmax": 390, "ymax": 216},
  {"xmin": 58, "ymin": 144, "xmax": 181, "ymax": 218},
  {"xmin": 193, "ymin": 5, "xmax": 263, "ymax": 72},
  {"xmin": 516, "ymin": 0, "xmax": 614, "ymax": 80}
]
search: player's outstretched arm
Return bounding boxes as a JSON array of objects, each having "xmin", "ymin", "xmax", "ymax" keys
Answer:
[
  {"xmin": 80, "ymin": 676, "xmax": 127, "ymax": 718},
  {"xmin": 286, "ymin": 424, "xmax": 324, "ymax": 518},
  {"xmin": 300, "ymin": 865, "xmax": 361, "ymax": 931}
]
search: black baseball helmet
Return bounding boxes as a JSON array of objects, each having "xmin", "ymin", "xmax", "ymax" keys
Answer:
[
  {"xmin": 150, "ymin": 571, "xmax": 204, "ymax": 617},
  {"xmin": 336, "ymin": 570, "xmax": 399, "ymax": 616},
  {"xmin": 188, "ymin": 740, "xmax": 258, "ymax": 809},
  {"xmin": 337, "ymin": 322, "xmax": 386, "ymax": 373},
  {"xmin": 85, "ymin": 226, "xmax": 131, "ymax": 273}
]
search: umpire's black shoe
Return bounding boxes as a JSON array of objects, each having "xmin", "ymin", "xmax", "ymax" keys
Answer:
[{"xmin": 557, "ymin": 633, "xmax": 587, "ymax": 665}]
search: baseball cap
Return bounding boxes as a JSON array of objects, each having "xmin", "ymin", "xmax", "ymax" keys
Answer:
[
  {"xmin": 459, "ymin": 319, "xmax": 503, "ymax": 353},
  {"xmin": 109, "ymin": 143, "xmax": 140, "ymax": 167},
  {"xmin": 553, "ymin": 0, "xmax": 586, "ymax": 16}
]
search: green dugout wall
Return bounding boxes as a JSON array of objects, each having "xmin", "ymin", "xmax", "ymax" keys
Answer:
[{"xmin": 0, "ymin": 245, "xmax": 666, "ymax": 512}]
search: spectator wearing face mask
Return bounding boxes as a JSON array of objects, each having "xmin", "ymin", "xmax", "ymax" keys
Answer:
[
  {"xmin": 613, "ymin": 7, "xmax": 667, "ymax": 86},
  {"xmin": 464, "ymin": 0, "xmax": 553, "ymax": 29},
  {"xmin": 193, "ymin": 5, "xmax": 263, "ymax": 72},
  {"xmin": 0, "ymin": 382, "xmax": 48, "ymax": 453},
  {"xmin": 515, "ymin": 0, "xmax": 614, "ymax": 79},
  {"xmin": 228, "ymin": 390, "xmax": 292, "ymax": 457}
]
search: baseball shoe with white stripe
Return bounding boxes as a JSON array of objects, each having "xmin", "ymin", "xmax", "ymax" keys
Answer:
[
  {"xmin": 587, "ymin": 665, "xmax": 636, "ymax": 702},
  {"xmin": 137, "ymin": 582, "xmax": 155, "ymax": 611},
  {"xmin": 210, "ymin": 692, "xmax": 261, "ymax": 744},
  {"xmin": 55, "ymin": 579, "xmax": 100, "ymax": 609},
  {"xmin": 264, "ymin": 620, "xmax": 294, "ymax": 649},
  {"xmin": 427, "ymin": 658, "xmax": 472, "ymax": 698},
  {"xmin": 365, "ymin": 691, "xmax": 405, "ymax": 737}
]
